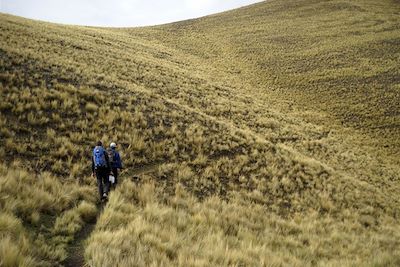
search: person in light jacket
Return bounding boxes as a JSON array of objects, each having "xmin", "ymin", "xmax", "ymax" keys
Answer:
[{"xmin": 107, "ymin": 142, "xmax": 123, "ymax": 188}]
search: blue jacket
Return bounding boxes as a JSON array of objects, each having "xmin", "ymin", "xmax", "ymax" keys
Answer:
[{"xmin": 111, "ymin": 149, "xmax": 123, "ymax": 169}]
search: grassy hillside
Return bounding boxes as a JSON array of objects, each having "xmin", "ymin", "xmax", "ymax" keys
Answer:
[
  {"xmin": 0, "ymin": 0, "xmax": 399, "ymax": 266},
  {"xmin": 141, "ymin": 0, "xmax": 400, "ymax": 160}
]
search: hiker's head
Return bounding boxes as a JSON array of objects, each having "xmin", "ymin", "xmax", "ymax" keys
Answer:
[
  {"xmin": 97, "ymin": 141, "xmax": 103, "ymax": 147},
  {"xmin": 110, "ymin": 142, "xmax": 117, "ymax": 149}
]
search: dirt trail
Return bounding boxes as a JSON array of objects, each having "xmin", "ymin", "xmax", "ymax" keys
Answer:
[
  {"xmin": 62, "ymin": 163, "xmax": 161, "ymax": 267},
  {"xmin": 63, "ymin": 204, "xmax": 103, "ymax": 267},
  {"xmin": 122, "ymin": 161, "xmax": 163, "ymax": 178}
]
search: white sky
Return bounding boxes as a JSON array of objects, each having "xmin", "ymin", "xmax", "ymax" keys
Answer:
[{"xmin": 0, "ymin": 0, "xmax": 263, "ymax": 27}]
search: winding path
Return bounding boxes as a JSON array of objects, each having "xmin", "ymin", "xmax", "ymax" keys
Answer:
[{"xmin": 62, "ymin": 163, "xmax": 161, "ymax": 267}]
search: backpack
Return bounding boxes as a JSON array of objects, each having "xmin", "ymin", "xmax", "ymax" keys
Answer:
[
  {"xmin": 93, "ymin": 146, "xmax": 107, "ymax": 168},
  {"xmin": 107, "ymin": 148, "xmax": 116, "ymax": 165}
]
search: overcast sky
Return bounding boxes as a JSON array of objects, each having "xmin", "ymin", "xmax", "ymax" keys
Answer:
[{"xmin": 1, "ymin": 0, "xmax": 263, "ymax": 27}]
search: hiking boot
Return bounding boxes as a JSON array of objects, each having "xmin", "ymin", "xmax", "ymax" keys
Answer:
[{"xmin": 101, "ymin": 193, "xmax": 108, "ymax": 203}]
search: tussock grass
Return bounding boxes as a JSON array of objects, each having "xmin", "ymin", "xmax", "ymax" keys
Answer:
[
  {"xmin": 0, "ymin": 163, "xmax": 97, "ymax": 266},
  {"xmin": 86, "ymin": 180, "xmax": 400, "ymax": 266}
]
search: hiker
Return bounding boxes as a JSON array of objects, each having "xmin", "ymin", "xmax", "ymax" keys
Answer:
[
  {"xmin": 92, "ymin": 141, "xmax": 111, "ymax": 201},
  {"xmin": 107, "ymin": 142, "xmax": 123, "ymax": 188}
]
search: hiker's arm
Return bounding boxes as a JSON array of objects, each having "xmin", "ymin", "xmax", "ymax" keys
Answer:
[
  {"xmin": 116, "ymin": 153, "xmax": 123, "ymax": 169},
  {"xmin": 91, "ymin": 156, "xmax": 95, "ymax": 175}
]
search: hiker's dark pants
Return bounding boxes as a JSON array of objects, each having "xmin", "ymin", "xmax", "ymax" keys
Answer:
[
  {"xmin": 95, "ymin": 167, "xmax": 110, "ymax": 198},
  {"xmin": 111, "ymin": 168, "xmax": 119, "ymax": 186}
]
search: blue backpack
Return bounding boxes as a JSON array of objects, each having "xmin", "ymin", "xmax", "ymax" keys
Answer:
[{"xmin": 93, "ymin": 146, "xmax": 107, "ymax": 168}]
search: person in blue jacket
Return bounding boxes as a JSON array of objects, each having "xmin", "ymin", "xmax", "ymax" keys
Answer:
[
  {"xmin": 107, "ymin": 142, "xmax": 123, "ymax": 188},
  {"xmin": 92, "ymin": 141, "xmax": 111, "ymax": 201}
]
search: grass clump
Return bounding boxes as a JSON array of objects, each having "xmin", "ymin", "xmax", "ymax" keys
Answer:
[
  {"xmin": 86, "ymin": 180, "xmax": 400, "ymax": 266},
  {"xmin": 0, "ymin": 163, "xmax": 97, "ymax": 266}
]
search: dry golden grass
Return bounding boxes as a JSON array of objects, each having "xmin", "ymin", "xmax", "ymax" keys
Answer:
[
  {"xmin": 0, "ymin": 163, "xmax": 97, "ymax": 266},
  {"xmin": 86, "ymin": 180, "xmax": 400, "ymax": 267},
  {"xmin": 0, "ymin": 0, "xmax": 399, "ymax": 265}
]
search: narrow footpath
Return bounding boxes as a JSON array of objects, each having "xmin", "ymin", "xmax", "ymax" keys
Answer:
[
  {"xmin": 63, "ymin": 203, "xmax": 103, "ymax": 267},
  {"xmin": 62, "ymin": 163, "xmax": 162, "ymax": 267}
]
